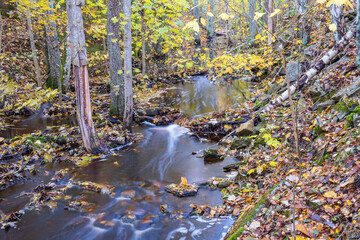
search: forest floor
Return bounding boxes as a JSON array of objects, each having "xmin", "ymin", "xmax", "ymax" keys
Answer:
[{"xmin": 1, "ymin": 16, "xmax": 360, "ymax": 240}]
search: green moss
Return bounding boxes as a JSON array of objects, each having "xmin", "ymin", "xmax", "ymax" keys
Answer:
[
  {"xmin": 354, "ymin": 106, "xmax": 360, "ymax": 114},
  {"xmin": 334, "ymin": 101, "xmax": 349, "ymax": 113},
  {"xmin": 345, "ymin": 113, "xmax": 354, "ymax": 128},
  {"xmin": 226, "ymin": 183, "xmax": 280, "ymax": 240},
  {"xmin": 314, "ymin": 125, "xmax": 326, "ymax": 137},
  {"xmin": 109, "ymin": 105, "xmax": 117, "ymax": 116}
]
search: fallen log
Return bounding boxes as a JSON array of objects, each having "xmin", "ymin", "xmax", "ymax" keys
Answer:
[{"xmin": 262, "ymin": 25, "xmax": 356, "ymax": 112}]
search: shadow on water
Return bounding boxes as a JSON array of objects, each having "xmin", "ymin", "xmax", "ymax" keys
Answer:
[{"xmin": 0, "ymin": 77, "xmax": 249, "ymax": 240}]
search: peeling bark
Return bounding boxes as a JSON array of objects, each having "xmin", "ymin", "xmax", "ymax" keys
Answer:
[{"xmin": 67, "ymin": 0, "xmax": 107, "ymax": 154}]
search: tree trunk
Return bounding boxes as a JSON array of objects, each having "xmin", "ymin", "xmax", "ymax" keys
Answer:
[
  {"xmin": 193, "ymin": 0, "xmax": 201, "ymax": 48},
  {"xmin": 26, "ymin": 11, "xmax": 42, "ymax": 87},
  {"xmin": 0, "ymin": 11, "xmax": 3, "ymax": 54},
  {"xmin": 44, "ymin": 0, "xmax": 62, "ymax": 99},
  {"xmin": 123, "ymin": 0, "xmax": 133, "ymax": 130},
  {"xmin": 224, "ymin": 0, "xmax": 231, "ymax": 48},
  {"xmin": 357, "ymin": 0, "xmax": 360, "ymax": 69},
  {"xmin": 140, "ymin": 0, "xmax": 146, "ymax": 75},
  {"xmin": 107, "ymin": 0, "xmax": 124, "ymax": 119},
  {"xmin": 63, "ymin": 23, "xmax": 71, "ymax": 91},
  {"xmin": 208, "ymin": 0, "xmax": 214, "ymax": 60},
  {"xmin": 249, "ymin": 0, "xmax": 257, "ymax": 41},
  {"xmin": 330, "ymin": 4, "xmax": 345, "ymax": 42},
  {"xmin": 67, "ymin": 0, "xmax": 107, "ymax": 154},
  {"xmin": 296, "ymin": 0, "xmax": 310, "ymax": 45},
  {"xmin": 267, "ymin": 0, "xmax": 274, "ymax": 45}
]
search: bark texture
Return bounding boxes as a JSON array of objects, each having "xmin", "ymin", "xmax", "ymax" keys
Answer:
[
  {"xmin": 330, "ymin": 4, "xmax": 345, "ymax": 42},
  {"xmin": 208, "ymin": 0, "xmax": 214, "ymax": 60},
  {"xmin": 107, "ymin": 0, "xmax": 124, "ymax": 118},
  {"xmin": 140, "ymin": 0, "xmax": 146, "ymax": 75},
  {"xmin": 263, "ymin": 26, "xmax": 356, "ymax": 112},
  {"xmin": 63, "ymin": 23, "xmax": 71, "ymax": 91},
  {"xmin": 67, "ymin": 0, "xmax": 107, "ymax": 154},
  {"xmin": 193, "ymin": 0, "xmax": 201, "ymax": 48},
  {"xmin": 45, "ymin": 0, "xmax": 62, "ymax": 95},
  {"xmin": 267, "ymin": 0, "xmax": 274, "ymax": 45},
  {"xmin": 123, "ymin": 0, "xmax": 133, "ymax": 130},
  {"xmin": 26, "ymin": 11, "xmax": 41, "ymax": 87},
  {"xmin": 357, "ymin": 0, "xmax": 360, "ymax": 69},
  {"xmin": 248, "ymin": 0, "xmax": 257, "ymax": 40}
]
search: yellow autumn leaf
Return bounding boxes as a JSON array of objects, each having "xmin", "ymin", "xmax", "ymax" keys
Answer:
[
  {"xmin": 270, "ymin": 161, "xmax": 277, "ymax": 167},
  {"xmin": 200, "ymin": 18, "xmax": 207, "ymax": 26},
  {"xmin": 324, "ymin": 190, "xmax": 338, "ymax": 198},
  {"xmin": 269, "ymin": 9, "xmax": 281, "ymax": 18},
  {"xmin": 254, "ymin": 12, "xmax": 265, "ymax": 21},
  {"xmin": 302, "ymin": 137, "xmax": 311, "ymax": 142},
  {"xmin": 207, "ymin": 12, "xmax": 214, "ymax": 17},
  {"xmin": 316, "ymin": 0, "xmax": 327, "ymax": 3},
  {"xmin": 180, "ymin": 177, "xmax": 188, "ymax": 186},
  {"xmin": 247, "ymin": 169, "xmax": 255, "ymax": 175},
  {"xmin": 219, "ymin": 13, "xmax": 230, "ymax": 21},
  {"xmin": 184, "ymin": 20, "xmax": 200, "ymax": 32},
  {"xmin": 329, "ymin": 23, "xmax": 337, "ymax": 32}
]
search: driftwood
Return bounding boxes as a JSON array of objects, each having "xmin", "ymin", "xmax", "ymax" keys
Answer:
[{"xmin": 262, "ymin": 25, "xmax": 356, "ymax": 112}]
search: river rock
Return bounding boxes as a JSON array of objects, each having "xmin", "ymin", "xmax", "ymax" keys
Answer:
[
  {"xmin": 249, "ymin": 221, "xmax": 261, "ymax": 231},
  {"xmin": 230, "ymin": 137, "xmax": 251, "ymax": 150},
  {"xmin": 296, "ymin": 96, "xmax": 307, "ymax": 112},
  {"xmin": 281, "ymin": 61, "xmax": 301, "ymax": 82},
  {"xmin": 203, "ymin": 148, "xmax": 223, "ymax": 160},
  {"xmin": 334, "ymin": 148, "xmax": 354, "ymax": 167},
  {"xmin": 311, "ymin": 100, "xmax": 335, "ymax": 111},
  {"xmin": 267, "ymin": 82, "xmax": 281, "ymax": 94},
  {"xmin": 165, "ymin": 183, "xmax": 199, "ymax": 197},
  {"xmin": 223, "ymin": 162, "xmax": 243, "ymax": 172},
  {"xmin": 332, "ymin": 78, "xmax": 360, "ymax": 101},
  {"xmin": 235, "ymin": 119, "xmax": 254, "ymax": 136}
]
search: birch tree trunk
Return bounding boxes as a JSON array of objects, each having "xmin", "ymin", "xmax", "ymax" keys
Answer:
[
  {"xmin": 44, "ymin": 0, "xmax": 62, "ymax": 98},
  {"xmin": 267, "ymin": 0, "xmax": 274, "ymax": 45},
  {"xmin": 330, "ymin": 4, "xmax": 345, "ymax": 42},
  {"xmin": 26, "ymin": 11, "xmax": 42, "ymax": 87},
  {"xmin": 249, "ymin": 0, "xmax": 257, "ymax": 41},
  {"xmin": 123, "ymin": 0, "xmax": 133, "ymax": 130},
  {"xmin": 63, "ymin": 23, "xmax": 71, "ymax": 91},
  {"xmin": 107, "ymin": 0, "xmax": 124, "ymax": 119},
  {"xmin": 67, "ymin": 0, "xmax": 107, "ymax": 154},
  {"xmin": 224, "ymin": 0, "xmax": 230, "ymax": 48},
  {"xmin": 263, "ymin": 26, "xmax": 356, "ymax": 112}
]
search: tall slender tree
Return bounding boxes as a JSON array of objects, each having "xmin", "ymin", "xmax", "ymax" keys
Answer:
[
  {"xmin": 123, "ymin": 0, "xmax": 133, "ymax": 130},
  {"xmin": 267, "ymin": 0, "xmax": 274, "ymax": 45},
  {"xmin": 44, "ymin": 0, "xmax": 62, "ymax": 98},
  {"xmin": 357, "ymin": 0, "xmax": 360, "ymax": 69},
  {"xmin": 330, "ymin": 3, "xmax": 345, "ymax": 42},
  {"xmin": 140, "ymin": 0, "xmax": 146, "ymax": 75},
  {"xmin": 249, "ymin": 0, "xmax": 257, "ymax": 41},
  {"xmin": 63, "ymin": 22, "xmax": 71, "ymax": 91},
  {"xmin": 193, "ymin": 0, "xmax": 201, "ymax": 48},
  {"xmin": 208, "ymin": 0, "xmax": 214, "ymax": 60},
  {"xmin": 26, "ymin": 5, "xmax": 41, "ymax": 87},
  {"xmin": 67, "ymin": 0, "xmax": 107, "ymax": 154},
  {"xmin": 107, "ymin": 0, "xmax": 124, "ymax": 118}
]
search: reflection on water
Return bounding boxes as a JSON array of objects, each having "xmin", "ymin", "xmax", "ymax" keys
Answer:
[
  {"xmin": 0, "ymin": 77, "xmax": 247, "ymax": 240},
  {"xmin": 158, "ymin": 75, "xmax": 249, "ymax": 115},
  {"xmin": 1, "ymin": 124, "xmax": 235, "ymax": 240}
]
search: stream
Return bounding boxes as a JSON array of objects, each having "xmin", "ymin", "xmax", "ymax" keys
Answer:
[{"xmin": 0, "ymin": 76, "xmax": 249, "ymax": 240}]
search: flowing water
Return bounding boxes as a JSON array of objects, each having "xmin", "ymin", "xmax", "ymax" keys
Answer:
[{"xmin": 0, "ymin": 76, "xmax": 249, "ymax": 240}]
